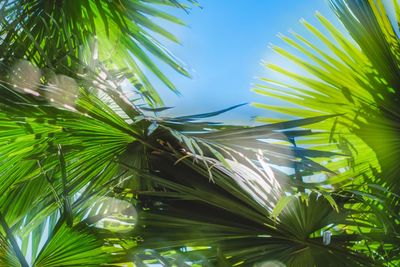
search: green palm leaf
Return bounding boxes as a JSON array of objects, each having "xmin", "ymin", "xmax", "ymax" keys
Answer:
[
  {"xmin": 1, "ymin": 0, "xmax": 197, "ymax": 105},
  {"xmin": 253, "ymin": 0, "xmax": 400, "ymax": 264}
]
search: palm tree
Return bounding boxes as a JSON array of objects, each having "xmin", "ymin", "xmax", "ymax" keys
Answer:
[
  {"xmin": 0, "ymin": 0, "xmax": 395, "ymax": 266},
  {"xmin": 0, "ymin": 80, "xmax": 369, "ymax": 266},
  {"xmin": 0, "ymin": 0, "xmax": 343, "ymax": 266}
]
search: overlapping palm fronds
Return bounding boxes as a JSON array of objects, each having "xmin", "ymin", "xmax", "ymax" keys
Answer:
[
  {"xmin": 0, "ymin": 0, "xmax": 197, "ymax": 105},
  {"xmin": 0, "ymin": 42, "xmax": 376, "ymax": 265},
  {"xmin": 0, "ymin": 0, "xmax": 397, "ymax": 266},
  {"xmin": 254, "ymin": 0, "xmax": 400, "ymax": 265}
]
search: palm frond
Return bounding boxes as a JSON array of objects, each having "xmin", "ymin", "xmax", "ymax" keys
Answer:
[
  {"xmin": 253, "ymin": 0, "xmax": 400, "ymax": 264},
  {"xmin": 0, "ymin": 0, "xmax": 197, "ymax": 105}
]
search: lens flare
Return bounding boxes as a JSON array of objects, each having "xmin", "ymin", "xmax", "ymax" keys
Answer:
[
  {"xmin": 10, "ymin": 60, "xmax": 41, "ymax": 96},
  {"xmin": 46, "ymin": 74, "xmax": 79, "ymax": 110}
]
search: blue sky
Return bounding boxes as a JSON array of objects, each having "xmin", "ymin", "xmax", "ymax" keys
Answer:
[{"xmin": 153, "ymin": 1, "xmax": 340, "ymax": 124}]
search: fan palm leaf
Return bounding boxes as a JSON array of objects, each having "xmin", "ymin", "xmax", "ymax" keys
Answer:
[
  {"xmin": 0, "ymin": 0, "xmax": 197, "ymax": 105},
  {"xmin": 254, "ymin": 0, "xmax": 400, "ymax": 264},
  {"xmin": 255, "ymin": 0, "xmax": 400, "ymax": 190}
]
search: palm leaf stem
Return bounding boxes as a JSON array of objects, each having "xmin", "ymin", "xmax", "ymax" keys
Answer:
[{"xmin": 0, "ymin": 210, "xmax": 29, "ymax": 267}]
